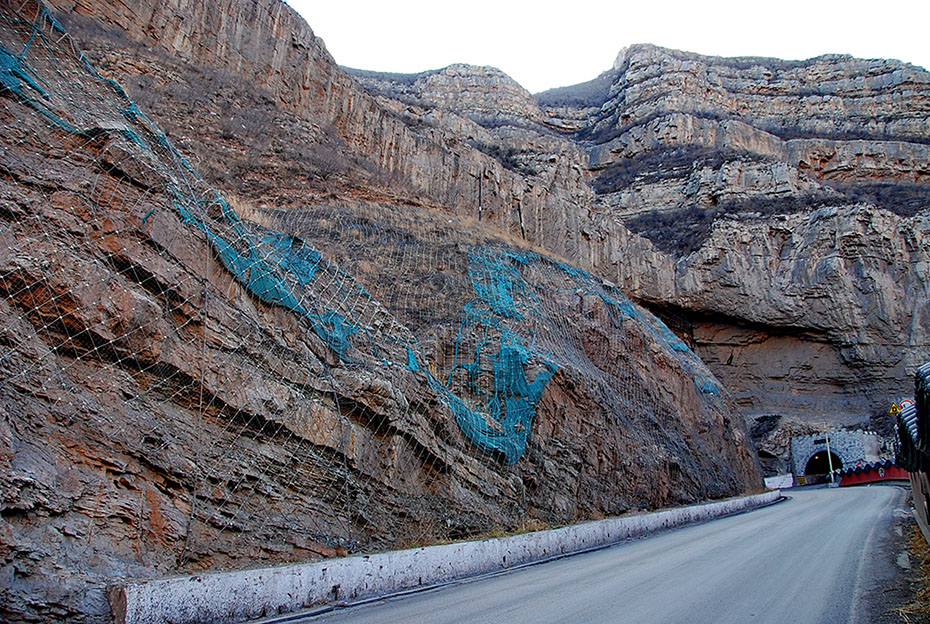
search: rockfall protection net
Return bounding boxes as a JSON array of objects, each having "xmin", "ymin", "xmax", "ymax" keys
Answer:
[{"xmin": 0, "ymin": 0, "xmax": 729, "ymax": 578}]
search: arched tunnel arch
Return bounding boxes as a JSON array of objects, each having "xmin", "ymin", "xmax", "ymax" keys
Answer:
[{"xmin": 804, "ymin": 451, "xmax": 843, "ymax": 475}]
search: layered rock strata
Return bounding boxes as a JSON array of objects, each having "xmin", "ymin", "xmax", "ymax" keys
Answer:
[
  {"xmin": 5, "ymin": 0, "xmax": 929, "ymax": 619},
  {"xmin": 49, "ymin": 0, "xmax": 930, "ymax": 473},
  {"xmin": 556, "ymin": 45, "xmax": 930, "ymax": 463},
  {"xmin": 1, "ymin": 3, "xmax": 761, "ymax": 622}
]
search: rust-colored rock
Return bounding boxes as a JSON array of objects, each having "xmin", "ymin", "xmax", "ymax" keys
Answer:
[
  {"xmin": 43, "ymin": 0, "xmax": 930, "ymax": 490},
  {"xmin": 1, "ymin": 3, "xmax": 761, "ymax": 622}
]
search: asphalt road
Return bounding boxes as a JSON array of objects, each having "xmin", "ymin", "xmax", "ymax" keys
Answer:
[{"xmin": 297, "ymin": 485, "xmax": 906, "ymax": 624}]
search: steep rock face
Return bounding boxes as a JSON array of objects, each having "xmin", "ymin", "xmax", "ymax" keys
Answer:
[
  {"xmin": 50, "ymin": 1, "xmax": 930, "ymax": 474},
  {"xmin": 350, "ymin": 64, "xmax": 545, "ymax": 126},
  {"xmin": 54, "ymin": 0, "xmax": 930, "ymax": 475},
  {"xmin": 591, "ymin": 44, "xmax": 930, "ymax": 143},
  {"xmin": 48, "ymin": 0, "xmax": 597, "ymax": 266},
  {"xmin": 348, "ymin": 62, "xmax": 592, "ymax": 237},
  {"xmin": 0, "ymin": 3, "xmax": 760, "ymax": 622}
]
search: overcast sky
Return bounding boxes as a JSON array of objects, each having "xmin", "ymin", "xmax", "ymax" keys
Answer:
[{"xmin": 286, "ymin": 1, "xmax": 930, "ymax": 94}]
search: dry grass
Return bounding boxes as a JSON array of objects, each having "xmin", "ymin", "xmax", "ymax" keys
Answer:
[{"xmin": 894, "ymin": 525, "xmax": 930, "ymax": 622}]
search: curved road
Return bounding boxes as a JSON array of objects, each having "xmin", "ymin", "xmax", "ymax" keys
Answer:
[{"xmin": 299, "ymin": 486, "xmax": 906, "ymax": 624}]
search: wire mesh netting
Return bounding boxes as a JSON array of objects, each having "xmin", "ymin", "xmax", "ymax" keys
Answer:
[{"xmin": 0, "ymin": 2, "xmax": 760, "ymax": 620}]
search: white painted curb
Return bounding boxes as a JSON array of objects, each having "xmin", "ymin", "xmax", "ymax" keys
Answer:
[{"xmin": 109, "ymin": 490, "xmax": 781, "ymax": 624}]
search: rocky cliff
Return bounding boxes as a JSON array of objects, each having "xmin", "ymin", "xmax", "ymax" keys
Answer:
[
  {"xmin": 38, "ymin": 0, "xmax": 930, "ymax": 499},
  {"xmin": 1, "ymin": 2, "xmax": 762, "ymax": 622},
  {"xmin": 38, "ymin": 0, "xmax": 929, "ymax": 522},
  {"xmin": 342, "ymin": 44, "xmax": 930, "ymax": 471},
  {"xmin": 5, "ymin": 0, "xmax": 930, "ymax": 618},
  {"xmin": 550, "ymin": 45, "xmax": 930, "ymax": 469}
]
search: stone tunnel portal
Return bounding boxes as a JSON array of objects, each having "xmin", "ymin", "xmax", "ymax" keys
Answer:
[{"xmin": 804, "ymin": 451, "xmax": 843, "ymax": 475}]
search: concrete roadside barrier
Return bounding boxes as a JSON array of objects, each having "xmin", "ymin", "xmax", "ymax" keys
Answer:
[
  {"xmin": 764, "ymin": 474, "xmax": 794, "ymax": 489},
  {"xmin": 110, "ymin": 490, "xmax": 782, "ymax": 624}
]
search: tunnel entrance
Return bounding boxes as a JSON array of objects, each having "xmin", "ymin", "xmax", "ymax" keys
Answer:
[{"xmin": 804, "ymin": 451, "xmax": 843, "ymax": 475}]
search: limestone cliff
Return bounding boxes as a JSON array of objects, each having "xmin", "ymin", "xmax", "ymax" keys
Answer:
[
  {"xmin": 46, "ymin": 0, "xmax": 596, "ymax": 265},
  {"xmin": 343, "ymin": 44, "xmax": 930, "ymax": 471},
  {"xmin": 2, "ymin": 2, "xmax": 761, "ymax": 622},
  {"xmin": 46, "ymin": 0, "xmax": 930, "ymax": 472},
  {"xmin": 6, "ymin": 0, "xmax": 930, "ymax": 619},
  {"xmin": 547, "ymin": 45, "xmax": 930, "ymax": 470}
]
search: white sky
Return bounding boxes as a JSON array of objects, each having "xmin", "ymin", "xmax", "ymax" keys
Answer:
[{"xmin": 286, "ymin": 1, "xmax": 930, "ymax": 94}]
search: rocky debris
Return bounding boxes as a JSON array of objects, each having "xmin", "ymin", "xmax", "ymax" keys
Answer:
[{"xmin": 1, "ymin": 4, "xmax": 760, "ymax": 622}]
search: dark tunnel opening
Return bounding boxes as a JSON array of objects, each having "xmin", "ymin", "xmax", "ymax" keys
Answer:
[{"xmin": 805, "ymin": 451, "xmax": 843, "ymax": 475}]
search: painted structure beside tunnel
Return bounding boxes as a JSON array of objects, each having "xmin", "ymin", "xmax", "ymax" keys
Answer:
[{"xmin": 790, "ymin": 430, "xmax": 881, "ymax": 477}]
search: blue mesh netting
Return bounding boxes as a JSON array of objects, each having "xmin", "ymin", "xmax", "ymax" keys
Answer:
[
  {"xmin": 467, "ymin": 249, "xmax": 535, "ymax": 319},
  {"xmin": 175, "ymin": 196, "xmax": 358, "ymax": 359},
  {"xmin": 3, "ymin": 15, "xmax": 559, "ymax": 461},
  {"xmin": 439, "ymin": 249, "xmax": 556, "ymax": 463},
  {"xmin": 1, "ymin": 42, "xmax": 45, "ymax": 97}
]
